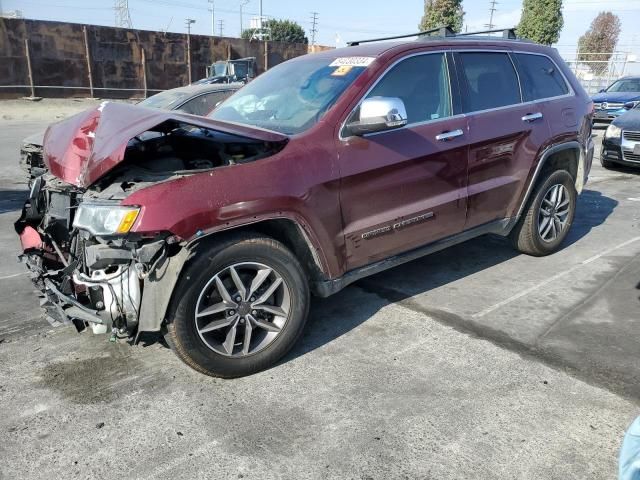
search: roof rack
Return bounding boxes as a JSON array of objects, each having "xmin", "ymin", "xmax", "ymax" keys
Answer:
[
  {"xmin": 457, "ymin": 28, "xmax": 517, "ymax": 39},
  {"xmin": 347, "ymin": 26, "xmax": 455, "ymax": 47},
  {"xmin": 347, "ymin": 26, "xmax": 517, "ymax": 47}
]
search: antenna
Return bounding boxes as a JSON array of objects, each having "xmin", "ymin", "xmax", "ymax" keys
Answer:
[{"xmin": 114, "ymin": 0, "xmax": 133, "ymax": 28}]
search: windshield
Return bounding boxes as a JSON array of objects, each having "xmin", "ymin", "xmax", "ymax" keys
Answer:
[
  {"xmin": 213, "ymin": 63, "xmax": 227, "ymax": 76},
  {"xmin": 606, "ymin": 79, "xmax": 640, "ymax": 93},
  {"xmin": 209, "ymin": 56, "xmax": 370, "ymax": 135},
  {"xmin": 232, "ymin": 62, "xmax": 248, "ymax": 78},
  {"xmin": 138, "ymin": 90, "xmax": 192, "ymax": 110}
]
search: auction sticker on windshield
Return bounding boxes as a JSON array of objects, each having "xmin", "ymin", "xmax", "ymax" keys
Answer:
[{"xmin": 329, "ymin": 57, "xmax": 376, "ymax": 67}]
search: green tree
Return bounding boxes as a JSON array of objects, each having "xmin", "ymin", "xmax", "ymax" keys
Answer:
[
  {"xmin": 577, "ymin": 12, "xmax": 621, "ymax": 75},
  {"xmin": 242, "ymin": 19, "xmax": 308, "ymax": 44},
  {"xmin": 418, "ymin": 0, "xmax": 464, "ymax": 33},
  {"xmin": 517, "ymin": 0, "xmax": 564, "ymax": 45}
]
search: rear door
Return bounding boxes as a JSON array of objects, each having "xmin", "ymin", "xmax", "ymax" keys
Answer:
[
  {"xmin": 454, "ymin": 50, "xmax": 551, "ymax": 229},
  {"xmin": 337, "ymin": 51, "xmax": 469, "ymax": 270},
  {"xmin": 512, "ymin": 51, "xmax": 576, "ymax": 147}
]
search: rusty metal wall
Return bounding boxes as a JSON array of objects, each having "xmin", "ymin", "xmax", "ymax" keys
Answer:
[{"xmin": 0, "ymin": 18, "xmax": 311, "ymax": 98}]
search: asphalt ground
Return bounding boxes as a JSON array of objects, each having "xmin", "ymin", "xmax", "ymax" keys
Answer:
[{"xmin": 0, "ymin": 112, "xmax": 638, "ymax": 479}]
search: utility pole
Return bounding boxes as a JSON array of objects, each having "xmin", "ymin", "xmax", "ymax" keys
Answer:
[
  {"xmin": 208, "ymin": 0, "xmax": 215, "ymax": 36},
  {"xmin": 259, "ymin": 0, "xmax": 263, "ymax": 38},
  {"xmin": 218, "ymin": 19, "xmax": 224, "ymax": 37},
  {"xmin": 239, "ymin": 0, "xmax": 249, "ymax": 36},
  {"xmin": 310, "ymin": 12, "xmax": 318, "ymax": 46},
  {"xmin": 185, "ymin": 18, "xmax": 196, "ymax": 84},
  {"xmin": 485, "ymin": 0, "xmax": 498, "ymax": 29}
]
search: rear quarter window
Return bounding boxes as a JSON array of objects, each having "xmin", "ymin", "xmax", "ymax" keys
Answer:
[
  {"xmin": 515, "ymin": 53, "xmax": 569, "ymax": 101},
  {"xmin": 458, "ymin": 52, "xmax": 521, "ymax": 112}
]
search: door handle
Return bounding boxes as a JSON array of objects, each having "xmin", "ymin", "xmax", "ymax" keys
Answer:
[
  {"xmin": 435, "ymin": 129, "xmax": 464, "ymax": 141},
  {"xmin": 522, "ymin": 112, "xmax": 543, "ymax": 122}
]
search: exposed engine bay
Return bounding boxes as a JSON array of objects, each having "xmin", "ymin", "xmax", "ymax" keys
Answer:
[{"xmin": 15, "ymin": 117, "xmax": 283, "ymax": 339}]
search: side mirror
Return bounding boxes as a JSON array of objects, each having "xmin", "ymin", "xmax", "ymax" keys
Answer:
[
  {"xmin": 623, "ymin": 101, "xmax": 635, "ymax": 110},
  {"xmin": 599, "ymin": 88, "xmax": 606, "ymax": 93},
  {"xmin": 345, "ymin": 97, "xmax": 408, "ymax": 136}
]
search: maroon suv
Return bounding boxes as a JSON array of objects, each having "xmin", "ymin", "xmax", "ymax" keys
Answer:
[{"xmin": 15, "ymin": 30, "xmax": 594, "ymax": 377}]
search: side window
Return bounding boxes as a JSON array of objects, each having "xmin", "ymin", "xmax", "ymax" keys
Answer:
[
  {"xmin": 180, "ymin": 91, "xmax": 233, "ymax": 116},
  {"xmin": 458, "ymin": 52, "xmax": 521, "ymax": 112},
  {"xmin": 366, "ymin": 53, "xmax": 452, "ymax": 124},
  {"xmin": 515, "ymin": 53, "xmax": 569, "ymax": 101}
]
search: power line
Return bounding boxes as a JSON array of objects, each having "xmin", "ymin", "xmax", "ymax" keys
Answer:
[{"xmin": 310, "ymin": 11, "xmax": 318, "ymax": 46}]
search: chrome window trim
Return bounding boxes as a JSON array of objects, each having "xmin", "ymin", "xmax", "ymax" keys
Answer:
[
  {"xmin": 510, "ymin": 50, "xmax": 574, "ymax": 101},
  {"xmin": 447, "ymin": 49, "xmax": 575, "ymax": 117},
  {"xmin": 339, "ymin": 50, "xmax": 453, "ymax": 141},
  {"xmin": 508, "ymin": 52, "xmax": 525, "ymax": 103},
  {"xmin": 339, "ymin": 48, "xmax": 576, "ymax": 140}
]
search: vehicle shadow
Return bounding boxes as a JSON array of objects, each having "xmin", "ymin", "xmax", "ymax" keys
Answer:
[
  {"xmin": 284, "ymin": 189, "xmax": 619, "ymax": 364},
  {"xmin": 564, "ymin": 188, "xmax": 618, "ymax": 247},
  {"xmin": 0, "ymin": 189, "xmax": 28, "ymax": 214}
]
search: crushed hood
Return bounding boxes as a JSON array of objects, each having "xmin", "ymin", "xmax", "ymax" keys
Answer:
[{"xmin": 43, "ymin": 101, "xmax": 289, "ymax": 188}]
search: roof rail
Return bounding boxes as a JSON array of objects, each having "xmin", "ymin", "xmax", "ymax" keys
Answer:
[
  {"xmin": 347, "ymin": 26, "xmax": 455, "ymax": 47},
  {"xmin": 347, "ymin": 26, "xmax": 518, "ymax": 46}
]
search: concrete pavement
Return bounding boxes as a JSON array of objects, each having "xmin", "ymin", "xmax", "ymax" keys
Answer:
[{"xmin": 0, "ymin": 109, "xmax": 638, "ymax": 479}]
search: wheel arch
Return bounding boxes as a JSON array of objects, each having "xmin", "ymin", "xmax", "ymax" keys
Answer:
[
  {"xmin": 515, "ymin": 141, "xmax": 583, "ymax": 222},
  {"xmin": 135, "ymin": 218, "xmax": 326, "ymax": 333},
  {"xmin": 186, "ymin": 217, "xmax": 328, "ymax": 285}
]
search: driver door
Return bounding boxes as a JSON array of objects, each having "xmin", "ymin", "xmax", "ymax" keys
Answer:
[{"xmin": 336, "ymin": 52, "xmax": 469, "ymax": 270}]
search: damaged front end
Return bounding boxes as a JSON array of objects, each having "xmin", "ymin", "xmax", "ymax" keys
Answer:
[
  {"xmin": 15, "ymin": 173, "xmax": 176, "ymax": 337},
  {"xmin": 15, "ymin": 102, "xmax": 287, "ymax": 340}
]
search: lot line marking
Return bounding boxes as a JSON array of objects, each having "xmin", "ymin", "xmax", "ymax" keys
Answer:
[
  {"xmin": 628, "ymin": 198, "xmax": 640, "ymax": 202},
  {"xmin": 0, "ymin": 272, "xmax": 27, "ymax": 280},
  {"xmin": 472, "ymin": 236, "xmax": 640, "ymax": 318}
]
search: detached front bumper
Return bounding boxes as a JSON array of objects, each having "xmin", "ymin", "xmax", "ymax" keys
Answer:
[
  {"xmin": 17, "ymin": 231, "xmax": 142, "ymax": 334},
  {"xmin": 15, "ymin": 181, "xmax": 189, "ymax": 338}
]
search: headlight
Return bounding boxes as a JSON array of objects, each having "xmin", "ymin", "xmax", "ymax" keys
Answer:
[
  {"xmin": 73, "ymin": 204, "xmax": 140, "ymax": 236},
  {"xmin": 605, "ymin": 124, "xmax": 622, "ymax": 139}
]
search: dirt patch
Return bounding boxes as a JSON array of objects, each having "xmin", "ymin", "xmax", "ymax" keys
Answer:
[{"xmin": 37, "ymin": 348, "xmax": 171, "ymax": 404}]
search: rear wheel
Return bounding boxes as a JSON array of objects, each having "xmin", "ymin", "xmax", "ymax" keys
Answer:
[
  {"xmin": 166, "ymin": 235, "xmax": 309, "ymax": 378},
  {"xmin": 510, "ymin": 170, "xmax": 577, "ymax": 256}
]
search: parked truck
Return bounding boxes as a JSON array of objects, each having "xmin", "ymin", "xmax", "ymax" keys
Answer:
[{"xmin": 195, "ymin": 57, "xmax": 257, "ymax": 85}]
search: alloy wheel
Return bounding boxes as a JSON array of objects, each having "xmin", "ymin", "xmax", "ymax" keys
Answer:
[
  {"xmin": 194, "ymin": 262, "xmax": 291, "ymax": 357},
  {"xmin": 538, "ymin": 183, "xmax": 571, "ymax": 243}
]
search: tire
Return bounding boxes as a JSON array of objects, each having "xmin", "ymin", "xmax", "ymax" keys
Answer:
[
  {"xmin": 165, "ymin": 234, "xmax": 309, "ymax": 378},
  {"xmin": 509, "ymin": 170, "xmax": 577, "ymax": 257}
]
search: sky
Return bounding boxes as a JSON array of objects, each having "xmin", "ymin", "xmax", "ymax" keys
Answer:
[{"xmin": 3, "ymin": 0, "xmax": 640, "ymax": 59}]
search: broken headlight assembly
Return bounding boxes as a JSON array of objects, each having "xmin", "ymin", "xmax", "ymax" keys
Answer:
[{"xmin": 73, "ymin": 204, "xmax": 140, "ymax": 236}]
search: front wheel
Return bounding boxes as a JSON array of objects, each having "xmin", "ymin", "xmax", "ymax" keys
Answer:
[
  {"xmin": 166, "ymin": 235, "xmax": 309, "ymax": 378},
  {"xmin": 510, "ymin": 170, "xmax": 577, "ymax": 256}
]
